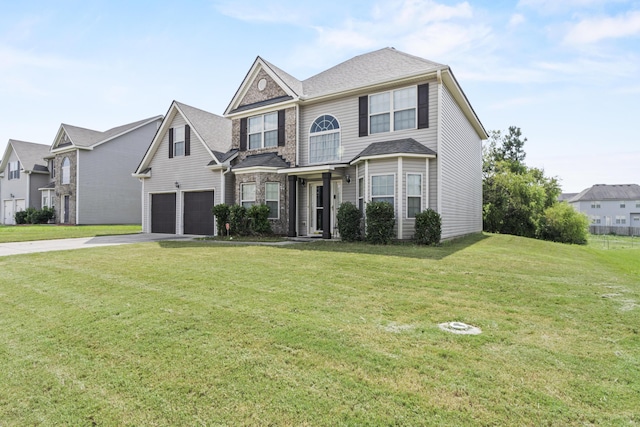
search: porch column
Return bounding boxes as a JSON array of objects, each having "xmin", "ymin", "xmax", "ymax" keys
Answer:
[
  {"xmin": 322, "ymin": 172, "xmax": 332, "ymax": 239},
  {"xmin": 287, "ymin": 175, "xmax": 297, "ymax": 237}
]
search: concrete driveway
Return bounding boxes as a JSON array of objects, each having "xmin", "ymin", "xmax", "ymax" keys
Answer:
[{"xmin": 0, "ymin": 233, "xmax": 195, "ymax": 257}]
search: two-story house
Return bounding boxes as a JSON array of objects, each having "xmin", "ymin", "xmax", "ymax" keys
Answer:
[
  {"xmin": 135, "ymin": 48, "xmax": 487, "ymax": 240},
  {"xmin": 46, "ymin": 115, "xmax": 162, "ymax": 225},
  {"xmin": 568, "ymin": 184, "xmax": 640, "ymax": 235},
  {"xmin": 0, "ymin": 140, "xmax": 51, "ymax": 224},
  {"xmin": 224, "ymin": 47, "xmax": 487, "ymax": 240}
]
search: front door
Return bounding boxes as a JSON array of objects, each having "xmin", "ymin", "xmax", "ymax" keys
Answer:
[
  {"xmin": 310, "ymin": 183, "xmax": 324, "ymax": 235},
  {"xmin": 309, "ymin": 181, "xmax": 342, "ymax": 237},
  {"xmin": 63, "ymin": 196, "xmax": 70, "ymax": 223}
]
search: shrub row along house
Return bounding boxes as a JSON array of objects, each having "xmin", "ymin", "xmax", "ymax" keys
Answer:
[
  {"xmin": 1, "ymin": 48, "xmax": 487, "ymax": 240},
  {"xmin": 134, "ymin": 48, "xmax": 487, "ymax": 240},
  {"xmin": 0, "ymin": 117, "xmax": 161, "ymax": 225}
]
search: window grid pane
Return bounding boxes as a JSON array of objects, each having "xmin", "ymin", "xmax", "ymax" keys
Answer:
[
  {"xmin": 394, "ymin": 87, "xmax": 416, "ymax": 110},
  {"xmin": 264, "ymin": 130, "xmax": 278, "ymax": 147},
  {"xmin": 370, "ymin": 113, "xmax": 390, "ymax": 134},
  {"xmin": 310, "ymin": 133, "xmax": 340, "ymax": 163},
  {"xmin": 249, "ymin": 134, "xmax": 262, "ymax": 149},
  {"xmin": 265, "ymin": 182, "xmax": 279, "ymax": 200},
  {"xmin": 394, "ymin": 109, "xmax": 416, "ymax": 131},
  {"xmin": 241, "ymin": 183, "xmax": 256, "ymax": 207},
  {"xmin": 369, "ymin": 93, "xmax": 390, "ymax": 114},
  {"xmin": 407, "ymin": 174, "xmax": 421, "ymax": 196},
  {"xmin": 264, "ymin": 113, "xmax": 278, "ymax": 130},
  {"xmin": 174, "ymin": 141, "xmax": 185, "ymax": 157},
  {"xmin": 372, "ymin": 175, "xmax": 394, "ymax": 196},
  {"xmin": 407, "ymin": 197, "xmax": 421, "ymax": 218}
]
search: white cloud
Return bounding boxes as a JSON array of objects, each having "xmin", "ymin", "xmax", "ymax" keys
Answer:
[
  {"xmin": 563, "ymin": 10, "xmax": 640, "ymax": 44},
  {"xmin": 517, "ymin": 0, "xmax": 625, "ymax": 13},
  {"xmin": 508, "ymin": 13, "xmax": 525, "ymax": 28},
  {"xmin": 213, "ymin": 0, "xmax": 309, "ymax": 25}
]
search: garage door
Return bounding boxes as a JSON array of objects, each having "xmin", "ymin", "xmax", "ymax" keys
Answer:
[
  {"xmin": 184, "ymin": 191, "xmax": 215, "ymax": 235},
  {"xmin": 151, "ymin": 193, "xmax": 176, "ymax": 234},
  {"xmin": 3, "ymin": 200, "xmax": 14, "ymax": 225}
]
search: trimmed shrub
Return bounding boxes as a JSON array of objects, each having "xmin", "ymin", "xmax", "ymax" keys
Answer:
[
  {"xmin": 247, "ymin": 204, "xmax": 272, "ymax": 234},
  {"xmin": 537, "ymin": 203, "xmax": 589, "ymax": 244},
  {"xmin": 15, "ymin": 210, "xmax": 29, "ymax": 224},
  {"xmin": 337, "ymin": 202, "xmax": 362, "ymax": 242},
  {"xmin": 414, "ymin": 209, "xmax": 441, "ymax": 245},
  {"xmin": 229, "ymin": 205, "xmax": 248, "ymax": 236},
  {"xmin": 30, "ymin": 207, "xmax": 55, "ymax": 224},
  {"xmin": 365, "ymin": 201, "xmax": 395, "ymax": 244},
  {"xmin": 212, "ymin": 204, "xmax": 231, "ymax": 236}
]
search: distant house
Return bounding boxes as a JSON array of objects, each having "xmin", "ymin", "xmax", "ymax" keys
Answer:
[
  {"xmin": 46, "ymin": 116, "xmax": 163, "ymax": 225},
  {"xmin": 568, "ymin": 184, "xmax": 640, "ymax": 235},
  {"xmin": 0, "ymin": 140, "xmax": 51, "ymax": 224},
  {"xmin": 133, "ymin": 101, "xmax": 233, "ymax": 234}
]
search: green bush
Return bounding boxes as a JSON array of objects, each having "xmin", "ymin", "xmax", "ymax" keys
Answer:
[
  {"xmin": 537, "ymin": 203, "xmax": 589, "ymax": 244},
  {"xmin": 365, "ymin": 201, "xmax": 395, "ymax": 244},
  {"xmin": 229, "ymin": 205, "xmax": 248, "ymax": 236},
  {"xmin": 212, "ymin": 204, "xmax": 231, "ymax": 236},
  {"xmin": 14, "ymin": 210, "xmax": 29, "ymax": 224},
  {"xmin": 337, "ymin": 202, "xmax": 362, "ymax": 242},
  {"xmin": 414, "ymin": 209, "xmax": 441, "ymax": 245},
  {"xmin": 30, "ymin": 207, "xmax": 55, "ymax": 224},
  {"xmin": 247, "ymin": 204, "xmax": 272, "ymax": 235}
]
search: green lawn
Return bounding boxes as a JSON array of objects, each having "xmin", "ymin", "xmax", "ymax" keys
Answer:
[
  {"xmin": 0, "ymin": 224, "xmax": 141, "ymax": 243},
  {"xmin": 0, "ymin": 234, "xmax": 638, "ymax": 425}
]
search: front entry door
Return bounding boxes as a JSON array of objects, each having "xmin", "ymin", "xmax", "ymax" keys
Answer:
[
  {"xmin": 310, "ymin": 183, "xmax": 324, "ymax": 235},
  {"xmin": 309, "ymin": 181, "xmax": 342, "ymax": 237}
]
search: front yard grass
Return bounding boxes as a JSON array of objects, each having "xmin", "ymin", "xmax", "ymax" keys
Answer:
[
  {"xmin": 0, "ymin": 224, "xmax": 141, "ymax": 243},
  {"xmin": 0, "ymin": 234, "xmax": 638, "ymax": 425}
]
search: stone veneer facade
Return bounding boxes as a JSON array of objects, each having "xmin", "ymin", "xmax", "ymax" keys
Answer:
[{"xmin": 53, "ymin": 152, "xmax": 77, "ymax": 224}]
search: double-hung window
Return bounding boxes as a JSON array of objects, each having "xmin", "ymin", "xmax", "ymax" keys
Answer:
[
  {"xmin": 620, "ymin": 202, "xmax": 626, "ymax": 208},
  {"xmin": 241, "ymin": 183, "xmax": 256, "ymax": 209},
  {"xmin": 591, "ymin": 201, "xmax": 601, "ymax": 209},
  {"xmin": 8, "ymin": 161, "xmax": 20, "ymax": 180},
  {"xmin": 371, "ymin": 175, "xmax": 395, "ymax": 207},
  {"xmin": 173, "ymin": 126, "xmax": 185, "ymax": 157},
  {"xmin": 358, "ymin": 177, "xmax": 364, "ymax": 213},
  {"xmin": 615, "ymin": 215, "xmax": 626, "ymax": 225},
  {"xmin": 249, "ymin": 112, "xmax": 278, "ymax": 149},
  {"xmin": 265, "ymin": 182, "xmax": 279, "ymax": 219},
  {"xmin": 309, "ymin": 115, "xmax": 340, "ymax": 163},
  {"xmin": 407, "ymin": 174, "xmax": 422, "ymax": 218},
  {"xmin": 591, "ymin": 215, "xmax": 601, "ymax": 224},
  {"xmin": 369, "ymin": 86, "xmax": 417, "ymax": 134}
]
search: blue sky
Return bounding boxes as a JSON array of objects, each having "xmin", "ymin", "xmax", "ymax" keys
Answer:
[{"xmin": 1, "ymin": 0, "xmax": 638, "ymax": 192}]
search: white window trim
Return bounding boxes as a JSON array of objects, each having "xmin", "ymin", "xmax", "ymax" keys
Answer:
[
  {"xmin": 308, "ymin": 114, "xmax": 341, "ymax": 165},
  {"xmin": 248, "ymin": 112, "xmax": 278, "ymax": 150},
  {"xmin": 406, "ymin": 172, "xmax": 423, "ymax": 219},
  {"xmin": 240, "ymin": 182, "xmax": 256, "ymax": 209},
  {"xmin": 369, "ymin": 85, "xmax": 417, "ymax": 135},
  {"xmin": 265, "ymin": 182, "xmax": 279, "ymax": 220},
  {"xmin": 590, "ymin": 201, "xmax": 601, "ymax": 209},
  {"xmin": 370, "ymin": 173, "xmax": 395, "ymax": 208}
]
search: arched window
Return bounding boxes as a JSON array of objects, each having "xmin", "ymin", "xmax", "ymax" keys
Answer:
[
  {"xmin": 61, "ymin": 157, "xmax": 70, "ymax": 184},
  {"xmin": 309, "ymin": 115, "xmax": 340, "ymax": 164}
]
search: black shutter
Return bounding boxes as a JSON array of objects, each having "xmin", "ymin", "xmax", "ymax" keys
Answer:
[
  {"xmin": 169, "ymin": 128, "xmax": 174, "ymax": 158},
  {"xmin": 418, "ymin": 83, "xmax": 429, "ymax": 129},
  {"xmin": 277, "ymin": 110, "xmax": 285, "ymax": 147},
  {"xmin": 184, "ymin": 124, "xmax": 191, "ymax": 156},
  {"xmin": 358, "ymin": 96, "xmax": 368, "ymax": 137},
  {"xmin": 240, "ymin": 118, "xmax": 247, "ymax": 151}
]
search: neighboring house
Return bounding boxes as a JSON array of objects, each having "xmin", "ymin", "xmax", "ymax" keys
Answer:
[
  {"xmin": 133, "ymin": 101, "xmax": 233, "ymax": 234},
  {"xmin": 224, "ymin": 47, "xmax": 487, "ymax": 240},
  {"xmin": 568, "ymin": 184, "xmax": 640, "ymax": 235},
  {"xmin": 46, "ymin": 115, "xmax": 162, "ymax": 225},
  {"xmin": 0, "ymin": 140, "xmax": 51, "ymax": 224}
]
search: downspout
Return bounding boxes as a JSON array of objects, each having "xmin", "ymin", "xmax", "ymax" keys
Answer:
[{"xmin": 436, "ymin": 69, "xmax": 443, "ymax": 216}]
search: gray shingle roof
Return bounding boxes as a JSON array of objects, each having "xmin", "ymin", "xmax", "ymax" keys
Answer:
[
  {"xmin": 232, "ymin": 152, "xmax": 290, "ymax": 170},
  {"xmin": 302, "ymin": 48, "xmax": 445, "ymax": 98},
  {"xmin": 176, "ymin": 102, "xmax": 231, "ymax": 155},
  {"xmin": 6, "ymin": 140, "xmax": 50, "ymax": 173},
  {"xmin": 61, "ymin": 116, "xmax": 162, "ymax": 148},
  {"xmin": 569, "ymin": 184, "xmax": 640, "ymax": 202},
  {"xmin": 351, "ymin": 138, "xmax": 437, "ymax": 163},
  {"xmin": 262, "ymin": 59, "xmax": 304, "ymax": 96}
]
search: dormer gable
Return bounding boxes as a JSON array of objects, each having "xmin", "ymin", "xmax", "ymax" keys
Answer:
[{"xmin": 224, "ymin": 57, "xmax": 302, "ymax": 116}]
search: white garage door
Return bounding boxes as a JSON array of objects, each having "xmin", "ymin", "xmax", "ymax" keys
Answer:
[{"xmin": 3, "ymin": 200, "xmax": 14, "ymax": 225}]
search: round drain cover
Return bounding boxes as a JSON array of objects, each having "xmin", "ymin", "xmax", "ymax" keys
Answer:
[{"xmin": 438, "ymin": 321, "xmax": 481, "ymax": 335}]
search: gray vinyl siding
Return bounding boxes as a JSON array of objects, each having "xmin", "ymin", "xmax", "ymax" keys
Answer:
[
  {"xmin": 29, "ymin": 173, "xmax": 49, "ymax": 208},
  {"xmin": 570, "ymin": 200, "xmax": 640, "ymax": 226},
  {"xmin": 298, "ymin": 79, "xmax": 439, "ymax": 166},
  {"xmin": 439, "ymin": 85, "xmax": 483, "ymax": 239},
  {"xmin": 142, "ymin": 113, "xmax": 222, "ymax": 234},
  {"xmin": 76, "ymin": 120, "xmax": 159, "ymax": 224},
  {"xmin": 1, "ymin": 150, "xmax": 31, "ymax": 224}
]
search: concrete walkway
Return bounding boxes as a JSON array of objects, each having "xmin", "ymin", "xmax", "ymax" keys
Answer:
[{"xmin": 0, "ymin": 233, "xmax": 194, "ymax": 257}]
